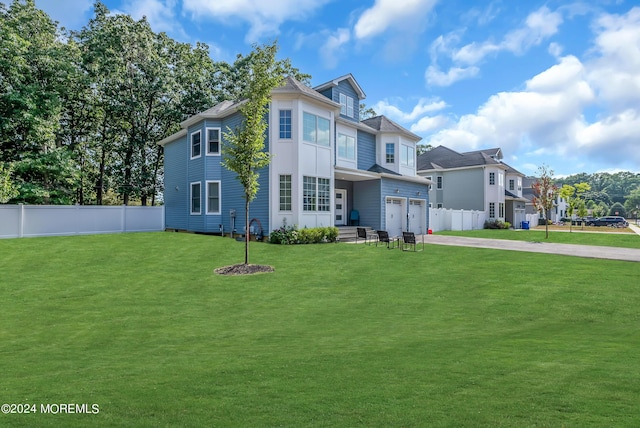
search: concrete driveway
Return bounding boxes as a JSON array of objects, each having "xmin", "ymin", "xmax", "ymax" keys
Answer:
[{"xmin": 422, "ymin": 227, "xmax": 640, "ymax": 263}]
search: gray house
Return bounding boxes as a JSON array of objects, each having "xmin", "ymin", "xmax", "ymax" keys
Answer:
[
  {"xmin": 157, "ymin": 74, "xmax": 431, "ymax": 238},
  {"xmin": 417, "ymin": 146, "xmax": 527, "ymax": 228}
]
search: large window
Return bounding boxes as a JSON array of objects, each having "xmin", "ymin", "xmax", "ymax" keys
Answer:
[
  {"xmin": 190, "ymin": 182, "xmax": 201, "ymax": 214},
  {"xmin": 279, "ymin": 175, "xmax": 292, "ymax": 211},
  {"xmin": 206, "ymin": 128, "xmax": 220, "ymax": 155},
  {"xmin": 303, "ymin": 112, "xmax": 330, "ymax": 146},
  {"xmin": 190, "ymin": 131, "xmax": 201, "ymax": 159},
  {"xmin": 339, "ymin": 93, "xmax": 354, "ymax": 118},
  {"xmin": 386, "ymin": 143, "xmax": 395, "ymax": 163},
  {"xmin": 279, "ymin": 110, "xmax": 291, "ymax": 139},
  {"xmin": 206, "ymin": 181, "xmax": 220, "ymax": 214},
  {"xmin": 337, "ymin": 133, "xmax": 355, "ymax": 160},
  {"xmin": 401, "ymin": 145, "xmax": 415, "ymax": 167},
  {"xmin": 303, "ymin": 176, "xmax": 331, "ymax": 212}
]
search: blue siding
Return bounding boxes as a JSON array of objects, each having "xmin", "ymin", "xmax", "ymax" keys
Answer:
[
  {"xmin": 336, "ymin": 80, "xmax": 360, "ymax": 123},
  {"xmin": 381, "ymin": 178, "xmax": 430, "ymax": 231},
  {"xmin": 163, "ymin": 137, "xmax": 189, "ymax": 230},
  {"xmin": 353, "ymin": 180, "xmax": 381, "ymax": 229},
  {"xmin": 357, "ymin": 130, "xmax": 376, "ymax": 171},
  {"xmin": 187, "ymin": 124, "xmax": 206, "ymax": 232}
]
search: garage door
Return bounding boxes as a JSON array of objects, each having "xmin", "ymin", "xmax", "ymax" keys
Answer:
[
  {"xmin": 408, "ymin": 199, "xmax": 424, "ymax": 234},
  {"xmin": 386, "ymin": 198, "xmax": 403, "ymax": 236}
]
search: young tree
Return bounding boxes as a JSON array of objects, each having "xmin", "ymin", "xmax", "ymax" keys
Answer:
[
  {"xmin": 532, "ymin": 165, "xmax": 557, "ymax": 239},
  {"xmin": 222, "ymin": 41, "xmax": 287, "ymax": 266},
  {"xmin": 558, "ymin": 182, "xmax": 591, "ymax": 232}
]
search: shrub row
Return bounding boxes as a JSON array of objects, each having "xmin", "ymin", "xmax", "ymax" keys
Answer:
[
  {"xmin": 269, "ymin": 224, "xmax": 339, "ymax": 244},
  {"xmin": 484, "ymin": 219, "xmax": 511, "ymax": 229}
]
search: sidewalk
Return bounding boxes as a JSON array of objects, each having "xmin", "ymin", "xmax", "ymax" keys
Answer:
[{"xmin": 422, "ymin": 233, "xmax": 640, "ymax": 263}]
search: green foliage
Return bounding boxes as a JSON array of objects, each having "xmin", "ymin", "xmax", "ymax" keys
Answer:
[
  {"xmin": 0, "ymin": 162, "xmax": 19, "ymax": 203},
  {"xmin": 624, "ymin": 187, "xmax": 640, "ymax": 217},
  {"xmin": 12, "ymin": 148, "xmax": 79, "ymax": 204},
  {"xmin": 269, "ymin": 222, "xmax": 339, "ymax": 244},
  {"xmin": 608, "ymin": 202, "xmax": 626, "ymax": 217},
  {"xmin": 532, "ymin": 165, "xmax": 557, "ymax": 238},
  {"xmin": 484, "ymin": 219, "xmax": 510, "ymax": 229}
]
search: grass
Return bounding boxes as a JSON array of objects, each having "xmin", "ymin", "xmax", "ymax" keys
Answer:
[
  {"xmin": 438, "ymin": 227, "xmax": 640, "ymax": 248},
  {"xmin": 1, "ymin": 232, "xmax": 640, "ymax": 427}
]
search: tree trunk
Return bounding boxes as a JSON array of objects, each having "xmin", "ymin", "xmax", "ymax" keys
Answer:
[{"xmin": 245, "ymin": 196, "xmax": 250, "ymax": 265}]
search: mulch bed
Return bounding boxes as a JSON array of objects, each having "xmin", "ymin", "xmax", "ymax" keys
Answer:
[{"xmin": 214, "ymin": 264, "xmax": 275, "ymax": 275}]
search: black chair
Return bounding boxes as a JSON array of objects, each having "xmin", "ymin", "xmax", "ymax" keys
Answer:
[
  {"xmin": 376, "ymin": 230, "xmax": 394, "ymax": 249},
  {"xmin": 356, "ymin": 227, "xmax": 377, "ymax": 245},
  {"xmin": 402, "ymin": 231, "xmax": 423, "ymax": 252}
]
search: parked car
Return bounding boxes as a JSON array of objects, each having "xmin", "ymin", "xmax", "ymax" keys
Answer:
[{"xmin": 587, "ymin": 216, "xmax": 629, "ymax": 227}]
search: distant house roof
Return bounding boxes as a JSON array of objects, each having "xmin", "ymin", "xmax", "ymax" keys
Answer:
[
  {"xmin": 417, "ymin": 145, "xmax": 504, "ymax": 171},
  {"xmin": 361, "ymin": 115, "xmax": 422, "ymax": 142},
  {"xmin": 313, "ymin": 73, "xmax": 366, "ymax": 99},
  {"xmin": 273, "ymin": 76, "xmax": 341, "ymax": 108}
]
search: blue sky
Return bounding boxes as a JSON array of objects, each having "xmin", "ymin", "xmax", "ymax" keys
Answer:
[{"xmin": 35, "ymin": 0, "xmax": 640, "ymax": 177}]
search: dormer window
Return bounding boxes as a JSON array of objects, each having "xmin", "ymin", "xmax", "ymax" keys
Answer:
[{"xmin": 339, "ymin": 93, "xmax": 354, "ymax": 118}]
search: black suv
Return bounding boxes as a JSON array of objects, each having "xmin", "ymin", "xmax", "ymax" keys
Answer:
[{"xmin": 587, "ymin": 216, "xmax": 629, "ymax": 227}]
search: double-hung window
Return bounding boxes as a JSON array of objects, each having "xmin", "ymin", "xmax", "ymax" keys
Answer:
[
  {"xmin": 303, "ymin": 112, "xmax": 330, "ymax": 146},
  {"xmin": 437, "ymin": 176, "xmax": 443, "ymax": 189},
  {"xmin": 499, "ymin": 202, "xmax": 505, "ymax": 218},
  {"xmin": 191, "ymin": 131, "xmax": 201, "ymax": 159},
  {"xmin": 509, "ymin": 179, "xmax": 515, "ymax": 191},
  {"xmin": 279, "ymin": 110, "xmax": 291, "ymax": 139},
  {"xmin": 386, "ymin": 143, "xmax": 395, "ymax": 163},
  {"xmin": 190, "ymin": 182, "xmax": 201, "ymax": 215},
  {"xmin": 206, "ymin": 128, "xmax": 220, "ymax": 155},
  {"xmin": 489, "ymin": 172, "xmax": 495, "ymax": 185},
  {"xmin": 337, "ymin": 133, "xmax": 355, "ymax": 160},
  {"xmin": 339, "ymin": 93, "xmax": 354, "ymax": 118},
  {"xmin": 317, "ymin": 178, "xmax": 330, "ymax": 212},
  {"xmin": 206, "ymin": 181, "xmax": 220, "ymax": 214},
  {"xmin": 279, "ymin": 175, "xmax": 292, "ymax": 211},
  {"xmin": 489, "ymin": 202, "xmax": 495, "ymax": 218}
]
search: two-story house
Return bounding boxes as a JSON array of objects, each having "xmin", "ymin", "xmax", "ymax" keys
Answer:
[
  {"xmin": 157, "ymin": 74, "xmax": 431, "ymax": 238},
  {"xmin": 417, "ymin": 145, "xmax": 527, "ymax": 228}
]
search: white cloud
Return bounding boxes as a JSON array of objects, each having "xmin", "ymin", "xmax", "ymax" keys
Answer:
[
  {"xmin": 425, "ymin": 64, "xmax": 479, "ymax": 87},
  {"xmin": 320, "ymin": 28, "xmax": 351, "ymax": 69},
  {"xmin": 121, "ymin": 0, "xmax": 185, "ymax": 37},
  {"xmin": 354, "ymin": 0, "xmax": 438, "ymax": 40},
  {"xmin": 34, "ymin": 0, "xmax": 93, "ymax": 30},
  {"xmin": 182, "ymin": 0, "xmax": 331, "ymax": 42},
  {"xmin": 411, "ymin": 115, "xmax": 450, "ymax": 133},
  {"xmin": 374, "ymin": 98, "xmax": 447, "ymax": 122}
]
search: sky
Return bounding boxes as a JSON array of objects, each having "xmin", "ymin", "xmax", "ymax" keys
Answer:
[{"xmin": 34, "ymin": 0, "xmax": 640, "ymax": 177}]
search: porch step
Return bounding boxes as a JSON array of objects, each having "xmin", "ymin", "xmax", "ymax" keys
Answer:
[{"xmin": 337, "ymin": 226, "xmax": 376, "ymax": 242}]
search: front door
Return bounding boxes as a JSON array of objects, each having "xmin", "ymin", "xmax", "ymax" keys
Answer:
[{"xmin": 334, "ymin": 189, "xmax": 347, "ymax": 226}]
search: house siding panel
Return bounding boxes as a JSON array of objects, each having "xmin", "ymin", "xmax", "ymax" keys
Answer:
[
  {"xmin": 336, "ymin": 80, "xmax": 360, "ymax": 123},
  {"xmin": 353, "ymin": 180, "xmax": 381, "ymax": 229},
  {"xmin": 163, "ymin": 138, "xmax": 189, "ymax": 230},
  {"xmin": 443, "ymin": 169, "xmax": 484, "ymax": 210},
  {"xmin": 381, "ymin": 178, "xmax": 429, "ymax": 232},
  {"xmin": 357, "ymin": 130, "xmax": 376, "ymax": 171}
]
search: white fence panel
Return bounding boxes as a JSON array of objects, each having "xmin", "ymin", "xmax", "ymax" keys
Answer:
[
  {"xmin": 428, "ymin": 208, "xmax": 487, "ymax": 232},
  {"xmin": 0, "ymin": 205, "xmax": 164, "ymax": 239}
]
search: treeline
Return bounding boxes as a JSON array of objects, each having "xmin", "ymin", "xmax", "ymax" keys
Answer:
[
  {"xmin": 0, "ymin": 0, "xmax": 308, "ymax": 205},
  {"xmin": 555, "ymin": 171, "xmax": 640, "ymax": 218}
]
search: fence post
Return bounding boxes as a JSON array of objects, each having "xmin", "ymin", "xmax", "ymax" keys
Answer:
[{"xmin": 18, "ymin": 203, "xmax": 24, "ymax": 238}]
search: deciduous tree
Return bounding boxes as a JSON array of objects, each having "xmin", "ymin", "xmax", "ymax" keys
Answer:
[{"xmin": 532, "ymin": 165, "xmax": 557, "ymax": 239}]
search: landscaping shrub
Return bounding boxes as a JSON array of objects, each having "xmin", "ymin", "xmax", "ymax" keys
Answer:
[
  {"xmin": 484, "ymin": 219, "xmax": 510, "ymax": 229},
  {"xmin": 269, "ymin": 223, "xmax": 338, "ymax": 244}
]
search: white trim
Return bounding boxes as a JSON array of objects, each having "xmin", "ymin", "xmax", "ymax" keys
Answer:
[
  {"xmin": 205, "ymin": 180, "xmax": 221, "ymax": 214},
  {"xmin": 190, "ymin": 130, "xmax": 202, "ymax": 160},
  {"xmin": 190, "ymin": 182, "xmax": 201, "ymax": 215},
  {"xmin": 205, "ymin": 127, "xmax": 221, "ymax": 156}
]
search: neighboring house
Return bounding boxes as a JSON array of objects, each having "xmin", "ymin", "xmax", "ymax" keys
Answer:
[
  {"xmin": 522, "ymin": 176, "xmax": 567, "ymax": 223},
  {"xmin": 157, "ymin": 74, "xmax": 431, "ymax": 238},
  {"xmin": 417, "ymin": 145, "xmax": 528, "ymax": 228}
]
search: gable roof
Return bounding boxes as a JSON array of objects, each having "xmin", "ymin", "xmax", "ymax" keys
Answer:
[
  {"xmin": 417, "ymin": 145, "xmax": 504, "ymax": 171},
  {"xmin": 361, "ymin": 115, "xmax": 422, "ymax": 142},
  {"xmin": 272, "ymin": 76, "xmax": 341, "ymax": 108},
  {"xmin": 313, "ymin": 73, "xmax": 366, "ymax": 99}
]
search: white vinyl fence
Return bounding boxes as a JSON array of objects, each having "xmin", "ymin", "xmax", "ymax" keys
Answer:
[
  {"xmin": 429, "ymin": 208, "xmax": 487, "ymax": 232},
  {"xmin": 0, "ymin": 204, "xmax": 165, "ymax": 239}
]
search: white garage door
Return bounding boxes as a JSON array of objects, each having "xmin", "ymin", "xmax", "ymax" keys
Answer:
[
  {"xmin": 408, "ymin": 199, "xmax": 424, "ymax": 234},
  {"xmin": 386, "ymin": 198, "xmax": 403, "ymax": 237}
]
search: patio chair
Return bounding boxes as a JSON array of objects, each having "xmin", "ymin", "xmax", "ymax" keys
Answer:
[
  {"xmin": 402, "ymin": 231, "xmax": 424, "ymax": 252},
  {"xmin": 376, "ymin": 230, "xmax": 394, "ymax": 249},
  {"xmin": 356, "ymin": 227, "xmax": 377, "ymax": 245},
  {"xmin": 349, "ymin": 210, "xmax": 360, "ymax": 226}
]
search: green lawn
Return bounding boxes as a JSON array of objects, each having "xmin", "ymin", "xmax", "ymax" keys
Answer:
[
  {"xmin": 1, "ymin": 232, "xmax": 640, "ymax": 427},
  {"xmin": 437, "ymin": 227, "xmax": 640, "ymax": 248}
]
